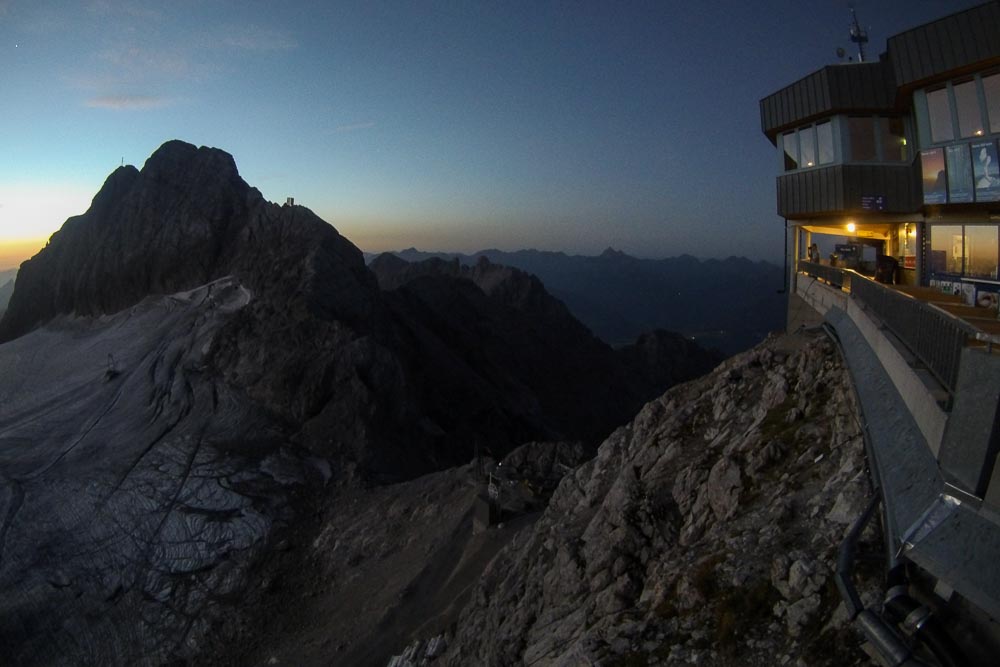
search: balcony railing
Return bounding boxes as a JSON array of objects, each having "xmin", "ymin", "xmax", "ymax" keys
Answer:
[
  {"xmin": 850, "ymin": 275, "xmax": 973, "ymax": 394},
  {"xmin": 798, "ymin": 260, "xmax": 850, "ymax": 290},
  {"xmin": 797, "ymin": 261, "xmax": 972, "ymax": 396}
]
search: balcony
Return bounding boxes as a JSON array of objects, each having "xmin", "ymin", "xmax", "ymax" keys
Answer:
[{"xmin": 777, "ymin": 162, "xmax": 921, "ymax": 218}]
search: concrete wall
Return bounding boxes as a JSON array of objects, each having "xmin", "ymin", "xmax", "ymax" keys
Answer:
[
  {"xmin": 845, "ymin": 297, "xmax": 948, "ymax": 454},
  {"xmin": 790, "ymin": 274, "xmax": 846, "ymax": 331}
]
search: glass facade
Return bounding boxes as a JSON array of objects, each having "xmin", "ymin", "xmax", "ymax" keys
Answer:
[
  {"xmin": 782, "ymin": 132, "xmax": 798, "ymax": 171},
  {"xmin": 929, "ymin": 224, "xmax": 1000, "ymax": 278},
  {"xmin": 799, "ymin": 125, "xmax": 816, "ymax": 167},
  {"xmin": 984, "ymin": 73, "xmax": 1000, "ymax": 134},
  {"xmin": 848, "ymin": 116, "xmax": 877, "ymax": 161},
  {"xmin": 930, "ymin": 225, "xmax": 965, "ymax": 274},
  {"xmin": 817, "ymin": 121, "xmax": 834, "ymax": 165},
  {"xmin": 927, "ymin": 87, "xmax": 955, "ymax": 142},
  {"xmin": 954, "ymin": 80, "xmax": 984, "ymax": 138},
  {"xmin": 878, "ymin": 117, "xmax": 907, "ymax": 162},
  {"xmin": 966, "ymin": 225, "xmax": 999, "ymax": 279}
]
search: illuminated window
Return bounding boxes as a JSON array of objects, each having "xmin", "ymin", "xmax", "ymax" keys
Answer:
[
  {"xmin": 966, "ymin": 225, "xmax": 999, "ymax": 279},
  {"xmin": 878, "ymin": 118, "xmax": 907, "ymax": 162},
  {"xmin": 848, "ymin": 117, "xmax": 876, "ymax": 161},
  {"xmin": 817, "ymin": 121, "xmax": 834, "ymax": 165},
  {"xmin": 927, "ymin": 87, "xmax": 954, "ymax": 143},
  {"xmin": 955, "ymin": 80, "xmax": 984, "ymax": 138},
  {"xmin": 930, "ymin": 225, "xmax": 964, "ymax": 274},
  {"xmin": 782, "ymin": 132, "xmax": 798, "ymax": 171},
  {"xmin": 800, "ymin": 125, "xmax": 816, "ymax": 167},
  {"xmin": 984, "ymin": 73, "xmax": 1000, "ymax": 134}
]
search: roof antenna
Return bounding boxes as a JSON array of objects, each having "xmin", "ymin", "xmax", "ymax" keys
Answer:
[{"xmin": 849, "ymin": 6, "xmax": 869, "ymax": 63}]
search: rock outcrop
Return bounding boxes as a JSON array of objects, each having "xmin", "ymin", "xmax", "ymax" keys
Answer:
[{"xmin": 397, "ymin": 330, "xmax": 881, "ymax": 666}]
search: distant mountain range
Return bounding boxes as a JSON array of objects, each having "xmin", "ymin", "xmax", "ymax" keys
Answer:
[{"xmin": 366, "ymin": 248, "xmax": 785, "ymax": 355}]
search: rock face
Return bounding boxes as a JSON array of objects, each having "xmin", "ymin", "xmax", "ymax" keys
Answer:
[
  {"xmin": 2, "ymin": 141, "xmax": 375, "ymax": 341},
  {"xmin": 0, "ymin": 140, "xmax": 724, "ymax": 664},
  {"xmin": 372, "ymin": 254, "xmax": 720, "ymax": 446},
  {"xmin": 408, "ymin": 331, "xmax": 882, "ymax": 666},
  {"xmin": 0, "ymin": 278, "xmax": 13, "ymax": 317}
]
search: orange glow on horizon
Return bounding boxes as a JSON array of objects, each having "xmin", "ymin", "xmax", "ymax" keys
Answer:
[{"xmin": 0, "ymin": 238, "xmax": 47, "ymax": 271}]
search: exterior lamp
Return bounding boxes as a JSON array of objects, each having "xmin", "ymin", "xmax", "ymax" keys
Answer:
[
  {"xmin": 847, "ymin": 222, "xmax": 857, "ymax": 233},
  {"xmin": 975, "ymin": 129, "xmax": 985, "ymax": 136}
]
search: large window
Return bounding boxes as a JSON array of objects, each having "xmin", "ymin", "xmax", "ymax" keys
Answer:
[
  {"xmin": 782, "ymin": 132, "xmax": 798, "ymax": 170},
  {"xmin": 984, "ymin": 73, "xmax": 1000, "ymax": 134},
  {"xmin": 922, "ymin": 75, "xmax": 1000, "ymax": 143},
  {"xmin": 848, "ymin": 116, "xmax": 877, "ymax": 161},
  {"xmin": 781, "ymin": 122, "xmax": 834, "ymax": 171},
  {"xmin": 879, "ymin": 117, "xmax": 907, "ymax": 162},
  {"xmin": 966, "ymin": 225, "xmax": 999, "ymax": 279},
  {"xmin": 799, "ymin": 125, "xmax": 816, "ymax": 167},
  {"xmin": 929, "ymin": 224, "xmax": 1000, "ymax": 278},
  {"xmin": 927, "ymin": 87, "xmax": 955, "ymax": 142},
  {"xmin": 930, "ymin": 225, "xmax": 965, "ymax": 274},
  {"xmin": 817, "ymin": 121, "xmax": 834, "ymax": 165},
  {"xmin": 955, "ymin": 80, "xmax": 984, "ymax": 138}
]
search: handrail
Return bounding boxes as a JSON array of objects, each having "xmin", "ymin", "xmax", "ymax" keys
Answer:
[
  {"xmin": 849, "ymin": 275, "xmax": 973, "ymax": 394},
  {"xmin": 798, "ymin": 260, "xmax": 849, "ymax": 290}
]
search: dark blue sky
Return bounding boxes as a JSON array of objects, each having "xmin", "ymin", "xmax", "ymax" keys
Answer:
[{"xmin": 0, "ymin": 0, "xmax": 983, "ymax": 267}]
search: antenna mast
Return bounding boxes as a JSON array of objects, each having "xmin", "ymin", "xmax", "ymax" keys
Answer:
[{"xmin": 849, "ymin": 7, "xmax": 869, "ymax": 62}]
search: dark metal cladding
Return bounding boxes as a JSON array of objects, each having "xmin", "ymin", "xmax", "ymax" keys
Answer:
[
  {"xmin": 776, "ymin": 162, "xmax": 920, "ymax": 218},
  {"xmin": 760, "ymin": 62, "xmax": 897, "ymax": 142},
  {"xmin": 888, "ymin": 2, "xmax": 1000, "ymax": 88}
]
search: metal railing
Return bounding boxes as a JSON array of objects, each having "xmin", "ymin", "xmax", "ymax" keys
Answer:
[
  {"xmin": 798, "ymin": 260, "xmax": 850, "ymax": 290},
  {"xmin": 850, "ymin": 275, "xmax": 972, "ymax": 394}
]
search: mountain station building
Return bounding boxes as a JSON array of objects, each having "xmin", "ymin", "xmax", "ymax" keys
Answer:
[
  {"xmin": 762, "ymin": 2, "xmax": 1000, "ymax": 307},
  {"xmin": 761, "ymin": 3, "xmax": 1000, "ymax": 664}
]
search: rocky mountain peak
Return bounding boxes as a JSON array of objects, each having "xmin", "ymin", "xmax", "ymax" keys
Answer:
[{"xmin": 0, "ymin": 140, "xmax": 369, "ymax": 342}]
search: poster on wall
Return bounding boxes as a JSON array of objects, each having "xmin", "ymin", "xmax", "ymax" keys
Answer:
[
  {"xmin": 972, "ymin": 140, "xmax": 1000, "ymax": 202},
  {"xmin": 946, "ymin": 143, "xmax": 974, "ymax": 203},
  {"xmin": 921, "ymin": 148, "xmax": 947, "ymax": 204}
]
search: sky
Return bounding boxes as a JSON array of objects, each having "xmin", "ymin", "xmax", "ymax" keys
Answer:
[{"xmin": 0, "ymin": 0, "xmax": 985, "ymax": 270}]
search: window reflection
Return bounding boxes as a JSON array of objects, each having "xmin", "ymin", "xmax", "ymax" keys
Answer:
[
  {"xmin": 966, "ymin": 225, "xmax": 999, "ymax": 279},
  {"xmin": 800, "ymin": 126, "xmax": 816, "ymax": 167},
  {"xmin": 878, "ymin": 118, "xmax": 907, "ymax": 162},
  {"xmin": 930, "ymin": 225, "xmax": 964, "ymax": 274},
  {"xmin": 782, "ymin": 132, "xmax": 798, "ymax": 171},
  {"xmin": 817, "ymin": 121, "xmax": 834, "ymax": 165},
  {"xmin": 848, "ymin": 117, "xmax": 876, "ymax": 161},
  {"xmin": 984, "ymin": 73, "xmax": 1000, "ymax": 134},
  {"xmin": 927, "ymin": 87, "xmax": 954, "ymax": 143},
  {"xmin": 955, "ymin": 80, "xmax": 984, "ymax": 138}
]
